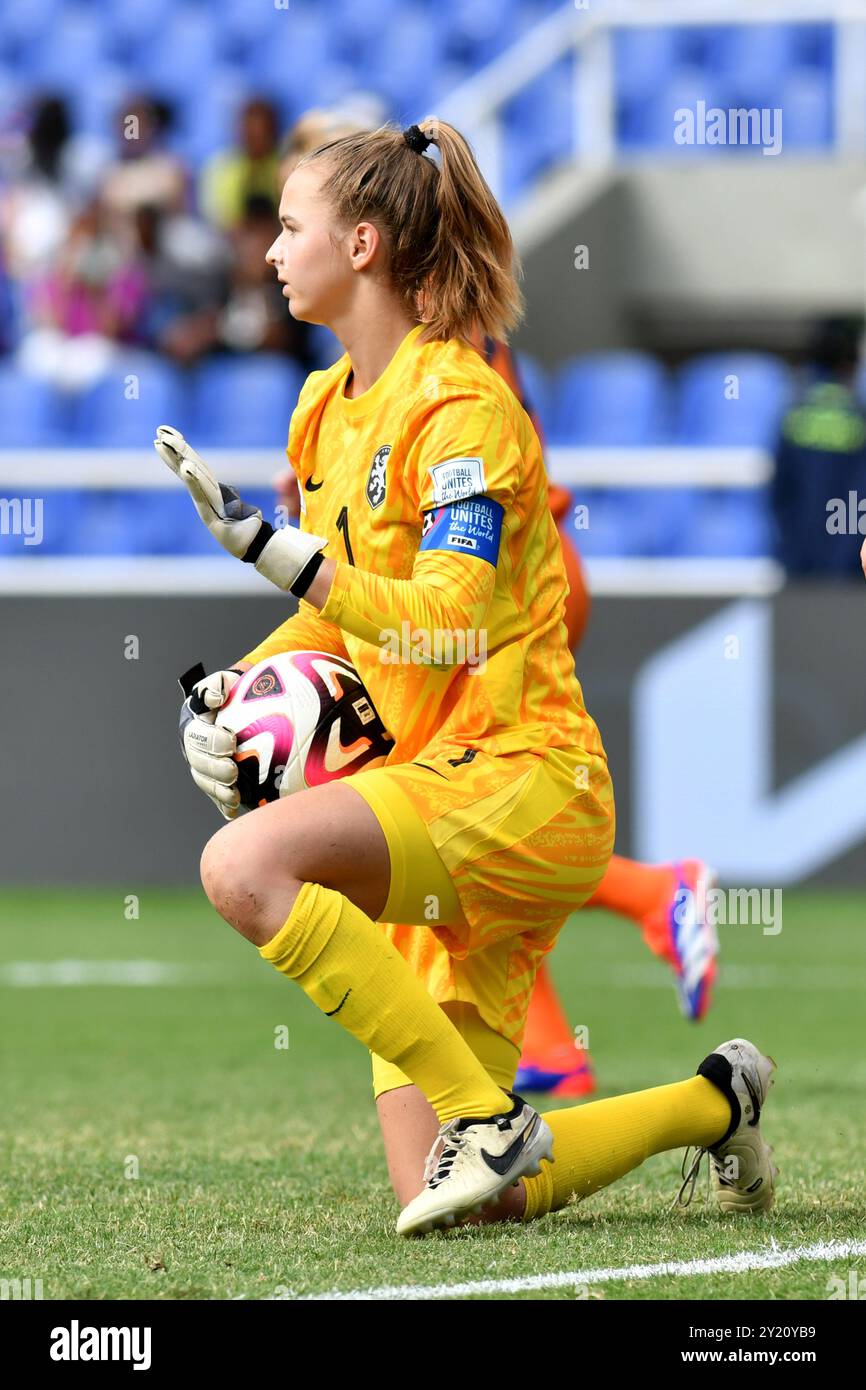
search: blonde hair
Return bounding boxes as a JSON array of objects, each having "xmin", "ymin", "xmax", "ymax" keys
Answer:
[{"xmin": 297, "ymin": 116, "xmax": 524, "ymax": 344}]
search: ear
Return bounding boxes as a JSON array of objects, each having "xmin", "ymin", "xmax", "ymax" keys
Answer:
[{"xmin": 350, "ymin": 220, "xmax": 381, "ymax": 272}]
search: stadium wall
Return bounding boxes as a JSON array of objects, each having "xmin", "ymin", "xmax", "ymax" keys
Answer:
[{"xmin": 516, "ymin": 162, "xmax": 866, "ymax": 361}]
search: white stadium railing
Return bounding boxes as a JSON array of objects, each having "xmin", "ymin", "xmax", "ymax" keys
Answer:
[{"xmin": 0, "ymin": 447, "xmax": 782, "ymax": 597}]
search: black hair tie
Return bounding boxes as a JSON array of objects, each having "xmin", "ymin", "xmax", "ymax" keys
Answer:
[{"xmin": 403, "ymin": 124, "xmax": 432, "ymax": 154}]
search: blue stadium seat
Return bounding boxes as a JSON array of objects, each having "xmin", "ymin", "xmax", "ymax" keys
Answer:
[
  {"xmin": 174, "ymin": 67, "xmax": 248, "ymax": 165},
  {"xmin": 504, "ymin": 57, "xmax": 573, "ymax": 175},
  {"xmin": 513, "ymin": 353, "xmax": 554, "ymax": 440},
  {"xmin": 73, "ymin": 357, "xmax": 190, "ymax": 447},
  {"xmin": 330, "ymin": 0, "xmax": 403, "ymax": 61},
  {"xmin": 73, "ymin": 490, "xmax": 164, "ymax": 556},
  {"xmin": 192, "ymin": 356, "xmax": 304, "ymax": 446},
  {"xmin": 613, "ymin": 26, "xmax": 680, "ymax": 105},
  {"xmin": 102, "ymin": 0, "xmax": 174, "ymax": 54},
  {"xmin": 553, "ymin": 353, "xmax": 671, "ymax": 446},
  {"xmin": 360, "ymin": 7, "xmax": 447, "ymax": 110},
  {"xmin": 561, "ymin": 488, "xmax": 682, "ymax": 558},
  {"xmin": 307, "ymin": 326, "xmax": 344, "ymax": 371},
  {"xmin": 0, "ymin": 0, "xmax": 55, "ymax": 51},
  {"xmin": 707, "ymin": 24, "xmax": 801, "ymax": 87},
  {"xmin": 501, "ymin": 129, "xmax": 546, "ymax": 205},
  {"xmin": 18, "ymin": 5, "xmax": 107, "ymax": 91},
  {"xmin": 674, "ymin": 354, "xmax": 792, "ymax": 447},
  {"xmin": 442, "ymin": 0, "xmax": 519, "ymax": 67},
  {"xmin": 0, "ymin": 368, "xmax": 72, "ymax": 445},
  {"xmin": 676, "ymin": 489, "xmax": 772, "ymax": 557},
  {"xmin": 247, "ymin": 13, "xmax": 330, "ymax": 111},
  {"xmin": 620, "ymin": 69, "xmax": 728, "ymax": 152},
  {"xmin": 777, "ymin": 71, "xmax": 834, "ymax": 148},
  {"xmin": 69, "ymin": 64, "xmax": 131, "ymax": 141},
  {"xmin": 0, "ymin": 489, "xmax": 73, "ymax": 555},
  {"xmin": 131, "ymin": 6, "xmax": 220, "ymax": 95}
]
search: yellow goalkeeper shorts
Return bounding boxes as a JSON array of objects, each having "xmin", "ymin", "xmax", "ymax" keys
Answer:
[{"xmin": 345, "ymin": 741, "xmax": 614, "ymax": 1062}]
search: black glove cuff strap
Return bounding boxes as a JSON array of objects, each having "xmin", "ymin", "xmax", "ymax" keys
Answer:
[
  {"xmin": 242, "ymin": 521, "xmax": 275, "ymax": 565},
  {"xmin": 178, "ymin": 662, "xmax": 206, "ymax": 699},
  {"xmin": 290, "ymin": 550, "xmax": 325, "ymax": 598}
]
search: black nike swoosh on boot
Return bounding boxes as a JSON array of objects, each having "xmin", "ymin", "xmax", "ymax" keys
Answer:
[{"xmin": 480, "ymin": 1115, "xmax": 538, "ymax": 1176}]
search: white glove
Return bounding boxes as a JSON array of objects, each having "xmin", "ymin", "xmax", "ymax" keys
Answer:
[
  {"xmin": 155, "ymin": 426, "xmax": 328, "ymax": 592},
  {"xmin": 179, "ymin": 669, "xmax": 242, "ymax": 819}
]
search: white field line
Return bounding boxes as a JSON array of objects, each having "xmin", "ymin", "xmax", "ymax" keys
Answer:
[
  {"xmin": 1, "ymin": 961, "xmax": 859, "ymax": 990},
  {"xmin": 295, "ymin": 1239, "xmax": 866, "ymax": 1301},
  {"xmin": 0, "ymin": 960, "xmax": 229, "ymax": 986}
]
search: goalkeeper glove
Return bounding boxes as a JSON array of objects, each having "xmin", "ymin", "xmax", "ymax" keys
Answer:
[
  {"xmin": 155, "ymin": 426, "xmax": 328, "ymax": 596},
  {"xmin": 178, "ymin": 663, "xmax": 243, "ymax": 820}
]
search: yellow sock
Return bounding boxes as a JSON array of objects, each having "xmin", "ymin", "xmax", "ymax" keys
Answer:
[
  {"xmin": 522, "ymin": 1076, "xmax": 731, "ymax": 1221},
  {"xmin": 259, "ymin": 880, "xmax": 508, "ymax": 1124}
]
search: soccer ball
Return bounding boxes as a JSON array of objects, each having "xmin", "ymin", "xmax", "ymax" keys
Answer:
[{"xmin": 215, "ymin": 651, "xmax": 394, "ymax": 810}]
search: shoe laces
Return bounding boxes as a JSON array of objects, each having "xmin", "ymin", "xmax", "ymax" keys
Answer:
[
  {"xmin": 674, "ymin": 1145, "xmax": 723, "ymax": 1208},
  {"xmin": 423, "ymin": 1120, "xmax": 469, "ymax": 1189}
]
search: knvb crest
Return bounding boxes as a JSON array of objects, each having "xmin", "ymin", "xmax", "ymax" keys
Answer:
[{"xmin": 366, "ymin": 444, "xmax": 391, "ymax": 509}]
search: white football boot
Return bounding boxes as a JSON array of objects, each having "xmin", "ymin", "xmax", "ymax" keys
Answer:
[
  {"xmin": 677, "ymin": 1037, "xmax": 778, "ymax": 1214},
  {"xmin": 396, "ymin": 1094, "xmax": 554, "ymax": 1237}
]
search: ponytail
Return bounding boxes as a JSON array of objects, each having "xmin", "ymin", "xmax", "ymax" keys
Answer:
[{"xmin": 299, "ymin": 116, "xmax": 524, "ymax": 343}]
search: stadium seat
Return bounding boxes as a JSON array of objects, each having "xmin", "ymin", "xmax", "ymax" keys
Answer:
[
  {"xmin": 173, "ymin": 67, "xmax": 249, "ymax": 166},
  {"xmin": 620, "ymin": 69, "xmax": 728, "ymax": 152},
  {"xmin": 192, "ymin": 355, "xmax": 304, "ymax": 446},
  {"xmin": 777, "ymin": 71, "xmax": 834, "ymax": 148},
  {"xmin": 307, "ymin": 325, "xmax": 344, "ymax": 372},
  {"xmin": 17, "ymin": 6, "xmax": 107, "ymax": 92},
  {"xmin": 674, "ymin": 354, "xmax": 792, "ymax": 447},
  {"xmin": 0, "ymin": 489, "xmax": 72, "ymax": 555},
  {"xmin": 677, "ymin": 489, "xmax": 772, "ymax": 557},
  {"xmin": 560, "ymin": 487, "xmax": 669, "ymax": 559},
  {"xmin": 707, "ymin": 23, "xmax": 801, "ymax": 88},
  {"xmin": 513, "ymin": 353, "xmax": 554, "ymax": 440},
  {"xmin": 613, "ymin": 25, "xmax": 680, "ymax": 106},
  {"xmin": 131, "ymin": 6, "xmax": 221, "ymax": 96},
  {"xmin": 553, "ymin": 353, "xmax": 672, "ymax": 446},
  {"xmin": 73, "ymin": 357, "xmax": 190, "ymax": 448},
  {"xmin": 0, "ymin": 368, "xmax": 70, "ymax": 445}
]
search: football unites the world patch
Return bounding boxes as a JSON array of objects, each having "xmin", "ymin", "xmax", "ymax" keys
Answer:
[
  {"xmin": 427, "ymin": 455, "xmax": 486, "ymax": 505},
  {"xmin": 419, "ymin": 496, "xmax": 504, "ymax": 566}
]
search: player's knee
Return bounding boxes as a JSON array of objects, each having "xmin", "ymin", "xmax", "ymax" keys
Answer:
[{"xmin": 200, "ymin": 829, "xmax": 258, "ymax": 935}]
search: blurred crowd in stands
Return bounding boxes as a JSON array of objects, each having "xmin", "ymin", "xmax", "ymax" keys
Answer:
[{"xmin": 0, "ymin": 92, "xmax": 382, "ymax": 386}]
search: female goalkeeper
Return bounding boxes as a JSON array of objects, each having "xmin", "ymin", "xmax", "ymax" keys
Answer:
[{"xmin": 155, "ymin": 119, "xmax": 777, "ymax": 1236}]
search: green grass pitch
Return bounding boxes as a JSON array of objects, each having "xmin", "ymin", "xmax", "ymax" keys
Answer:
[{"xmin": 0, "ymin": 888, "xmax": 863, "ymax": 1300}]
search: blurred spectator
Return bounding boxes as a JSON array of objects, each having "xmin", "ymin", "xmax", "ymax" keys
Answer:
[
  {"xmin": 216, "ymin": 194, "xmax": 309, "ymax": 356},
  {"xmin": 131, "ymin": 202, "xmax": 230, "ymax": 364},
  {"xmin": 199, "ymin": 99, "xmax": 280, "ymax": 230},
  {"xmin": 772, "ymin": 317, "xmax": 866, "ymax": 578},
  {"xmin": 17, "ymin": 199, "xmax": 148, "ymax": 389},
  {"xmin": 101, "ymin": 97, "xmax": 187, "ymax": 218},
  {"xmin": 1, "ymin": 96, "xmax": 108, "ymax": 281}
]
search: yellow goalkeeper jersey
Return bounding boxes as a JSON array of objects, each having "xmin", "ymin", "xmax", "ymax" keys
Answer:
[{"xmin": 243, "ymin": 323, "xmax": 605, "ymax": 769}]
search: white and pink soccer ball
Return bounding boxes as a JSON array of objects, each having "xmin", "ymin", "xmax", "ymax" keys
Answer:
[{"xmin": 215, "ymin": 651, "xmax": 393, "ymax": 810}]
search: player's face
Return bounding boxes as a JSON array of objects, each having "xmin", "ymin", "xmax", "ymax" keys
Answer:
[{"xmin": 266, "ymin": 164, "xmax": 354, "ymax": 327}]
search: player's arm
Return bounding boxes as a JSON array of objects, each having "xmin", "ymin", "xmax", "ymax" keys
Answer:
[
  {"xmin": 305, "ymin": 387, "xmax": 514, "ymax": 664},
  {"xmin": 305, "ymin": 542, "xmax": 496, "ymax": 662}
]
